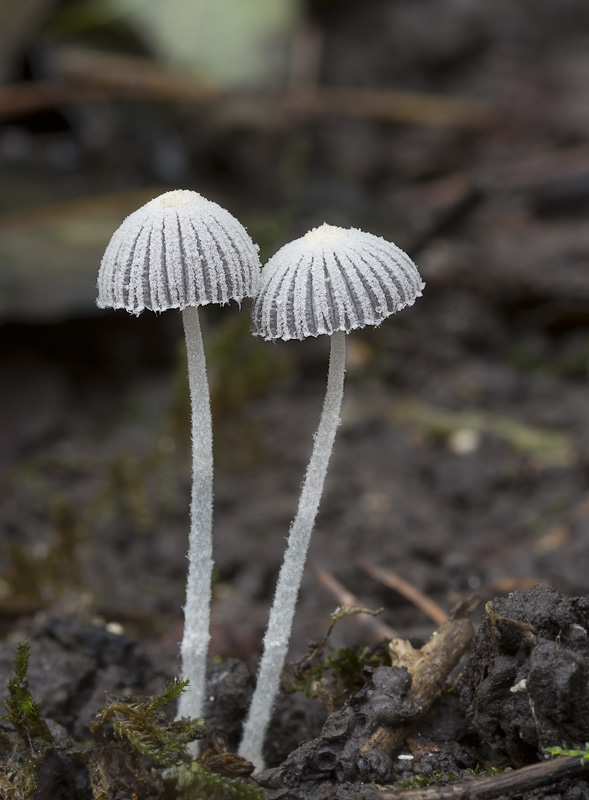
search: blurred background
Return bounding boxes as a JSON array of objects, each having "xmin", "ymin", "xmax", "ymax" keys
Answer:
[{"xmin": 1, "ymin": 0, "xmax": 589, "ymax": 666}]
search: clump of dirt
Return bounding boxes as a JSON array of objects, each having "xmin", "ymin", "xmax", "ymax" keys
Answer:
[
  {"xmin": 459, "ymin": 581, "xmax": 589, "ymax": 765},
  {"xmin": 259, "ymin": 666, "xmax": 422, "ymax": 793},
  {"xmin": 257, "ymin": 616, "xmax": 476, "ymax": 799}
]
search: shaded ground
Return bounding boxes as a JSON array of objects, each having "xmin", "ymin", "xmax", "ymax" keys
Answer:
[{"xmin": 0, "ymin": 0, "xmax": 588, "ymax": 797}]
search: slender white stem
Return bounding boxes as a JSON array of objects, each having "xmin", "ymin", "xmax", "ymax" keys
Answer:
[
  {"xmin": 177, "ymin": 306, "xmax": 214, "ymax": 723},
  {"xmin": 239, "ymin": 330, "xmax": 347, "ymax": 770}
]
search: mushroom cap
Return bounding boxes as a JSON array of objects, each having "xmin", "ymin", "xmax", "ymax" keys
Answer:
[
  {"xmin": 97, "ymin": 189, "xmax": 261, "ymax": 314},
  {"xmin": 253, "ymin": 223, "xmax": 424, "ymax": 341}
]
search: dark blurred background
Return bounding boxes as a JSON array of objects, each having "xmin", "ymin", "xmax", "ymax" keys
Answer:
[{"xmin": 1, "ymin": 0, "xmax": 588, "ymax": 661}]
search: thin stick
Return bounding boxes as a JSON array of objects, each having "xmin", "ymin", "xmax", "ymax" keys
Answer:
[
  {"xmin": 177, "ymin": 307, "xmax": 214, "ymax": 722},
  {"xmin": 360, "ymin": 618, "xmax": 473, "ymax": 761},
  {"xmin": 357, "ymin": 559, "xmax": 448, "ymax": 625},
  {"xmin": 371, "ymin": 755, "xmax": 589, "ymax": 800},
  {"xmin": 239, "ymin": 331, "xmax": 346, "ymax": 771},
  {"xmin": 284, "ymin": 85, "xmax": 492, "ymax": 129},
  {"xmin": 308, "ymin": 561, "xmax": 397, "ymax": 640},
  {"xmin": 0, "ymin": 49, "xmax": 492, "ymax": 130}
]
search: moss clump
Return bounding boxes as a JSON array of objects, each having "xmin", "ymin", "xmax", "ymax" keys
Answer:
[
  {"xmin": 386, "ymin": 764, "xmax": 503, "ymax": 792},
  {"xmin": 282, "ymin": 604, "xmax": 390, "ymax": 712},
  {"xmin": 168, "ymin": 760, "xmax": 265, "ymax": 800},
  {"xmin": 547, "ymin": 744, "xmax": 589, "ymax": 765},
  {"xmin": 1, "ymin": 641, "xmax": 265, "ymax": 799},
  {"xmin": 162, "ymin": 729, "xmax": 265, "ymax": 799},
  {"xmin": 1, "ymin": 641, "xmax": 54, "ymax": 799},
  {"xmin": 393, "ymin": 771, "xmax": 451, "ymax": 790},
  {"xmin": 90, "ymin": 677, "xmax": 204, "ymax": 766},
  {"xmin": 2, "ymin": 641, "xmax": 53, "ymax": 744}
]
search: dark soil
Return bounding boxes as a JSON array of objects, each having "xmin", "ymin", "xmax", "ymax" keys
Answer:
[
  {"xmin": 2, "ymin": 587, "xmax": 589, "ymax": 798},
  {"xmin": 1, "ymin": 0, "xmax": 589, "ymax": 798},
  {"xmin": 460, "ymin": 584, "xmax": 589, "ymax": 768}
]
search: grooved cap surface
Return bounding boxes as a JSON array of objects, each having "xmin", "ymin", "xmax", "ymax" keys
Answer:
[
  {"xmin": 97, "ymin": 189, "xmax": 261, "ymax": 314},
  {"xmin": 253, "ymin": 223, "xmax": 424, "ymax": 341}
]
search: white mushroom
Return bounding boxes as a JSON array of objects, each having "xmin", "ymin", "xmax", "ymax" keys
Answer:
[
  {"xmin": 239, "ymin": 223, "xmax": 424, "ymax": 770},
  {"xmin": 97, "ymin": 189, "xmax": 261, "ymax": 723}
]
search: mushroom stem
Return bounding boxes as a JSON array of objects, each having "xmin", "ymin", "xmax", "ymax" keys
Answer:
[
  {"xmin": 239, "ymin": 330, "xmax": 347, "ymax": 770},
  {"xmin": 177, "ymin": 305, "xmax": 214, "ymax": 722}
]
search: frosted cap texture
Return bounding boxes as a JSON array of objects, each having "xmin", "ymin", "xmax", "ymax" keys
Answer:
[
  {"xmin": 253, "ymin": 223, "xmax": 425, "ymax": 341},
  {"xmin": 97, "ymin": 189, "xmax": 261, "ymax": 314}
]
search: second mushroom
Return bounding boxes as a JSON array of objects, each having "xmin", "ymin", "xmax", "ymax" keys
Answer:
[
  {"xmin": 97, "ymin": 189, "xmax": 261, "ymax": 724},
  {"xmin": 239, "ymin": 223, "xmax": 424, "ymax": 770}
]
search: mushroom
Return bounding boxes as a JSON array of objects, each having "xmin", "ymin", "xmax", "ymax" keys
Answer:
[
  {"xmin": 239, "ymin": 223, "xmax": 424, "ymax": 769},
  {"xmin": 97, "ymin": 189, "xmax": 261, "ymax": 722}
]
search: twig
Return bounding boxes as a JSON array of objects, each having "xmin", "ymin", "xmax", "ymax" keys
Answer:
[
  {"xmin": 0, "ymin": 48, "xmax": 220, "ymax": 119},
  {"xmin": 51, "ymin": 46, "xmax": 220, "ymax": 102},
  {"xmin": 360, "ymin": 617, "xmax": 473, "ymax": 761},
  {"xmin": 308, "ymin": 562, "xmax": 397, "ymax": 640},
  {"xmin": 357, "ymin": 559, "xmax": 448, "ymax": 625},
  {"xmin": 370, "ymin": 755, "xmax": 589, "ymax": 799},
  {"xmin": 258, "ymin": 615, "xmax": 474, "ymax": 788},
  {"xmin": 0, "ymin": 188, "xmax": 159, "ymax": 231},
  {"xmin": 0, "ymin": 80, "xmax": 112, "ymax": 119},
  {"xmin": 0, "ymin": 46, "xmax": 494, "ymax": 130},
  {"xmin": 284, "ymin": 85, "xmax": 493, "ymax": 129}
]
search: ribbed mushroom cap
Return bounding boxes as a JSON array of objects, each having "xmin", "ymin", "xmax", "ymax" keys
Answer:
[
  {"xmin": 253, "ymin": 223, "xmax": 424, "ymax": 341},
  {"xmin": 97, "ymin": 190, "xmax": 261, "ymax": 314}
]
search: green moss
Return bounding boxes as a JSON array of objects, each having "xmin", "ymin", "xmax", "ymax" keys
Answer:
[
  {"xmin": 90, "ymin": 677, "xmax": 203, "ymax": 766},
  {"xmin": 90, "ymin": 677, "xmax": 265, "ymax": 798},
  {"xmin": 0, "ymin": 753, "xmax": 42, "ymax": 800},
  {"xmin": 383, "ymin": 764, "xmax": 503, "ymax": 792},
  {"xmin": 463, "ymin": 764, "xmax": 503, "ymax": 778},
  {"xmin": 2, "ymin": 643, "xmax": 264, "ymax": 798},
  {"xmin": 547, "ymin": 744, "xmax": 589, "ymax": 765},
  {"xmin": 283, "ymin": 605, "xmax": 389, "ymax": 712},
  {"xmin": 167, "ymin": 761, "xmax": 265, "ymax": 800},
  {"xmin": 1, "ymin": 641, "xmax": 54, "ymax": 799},
  {"xmin": 393, "ymin": 772, "xmax": 446, "ymax": 790},
  {"xmin": 3, "ymin": 641, "xmax": 53, "ymax": 744}
]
